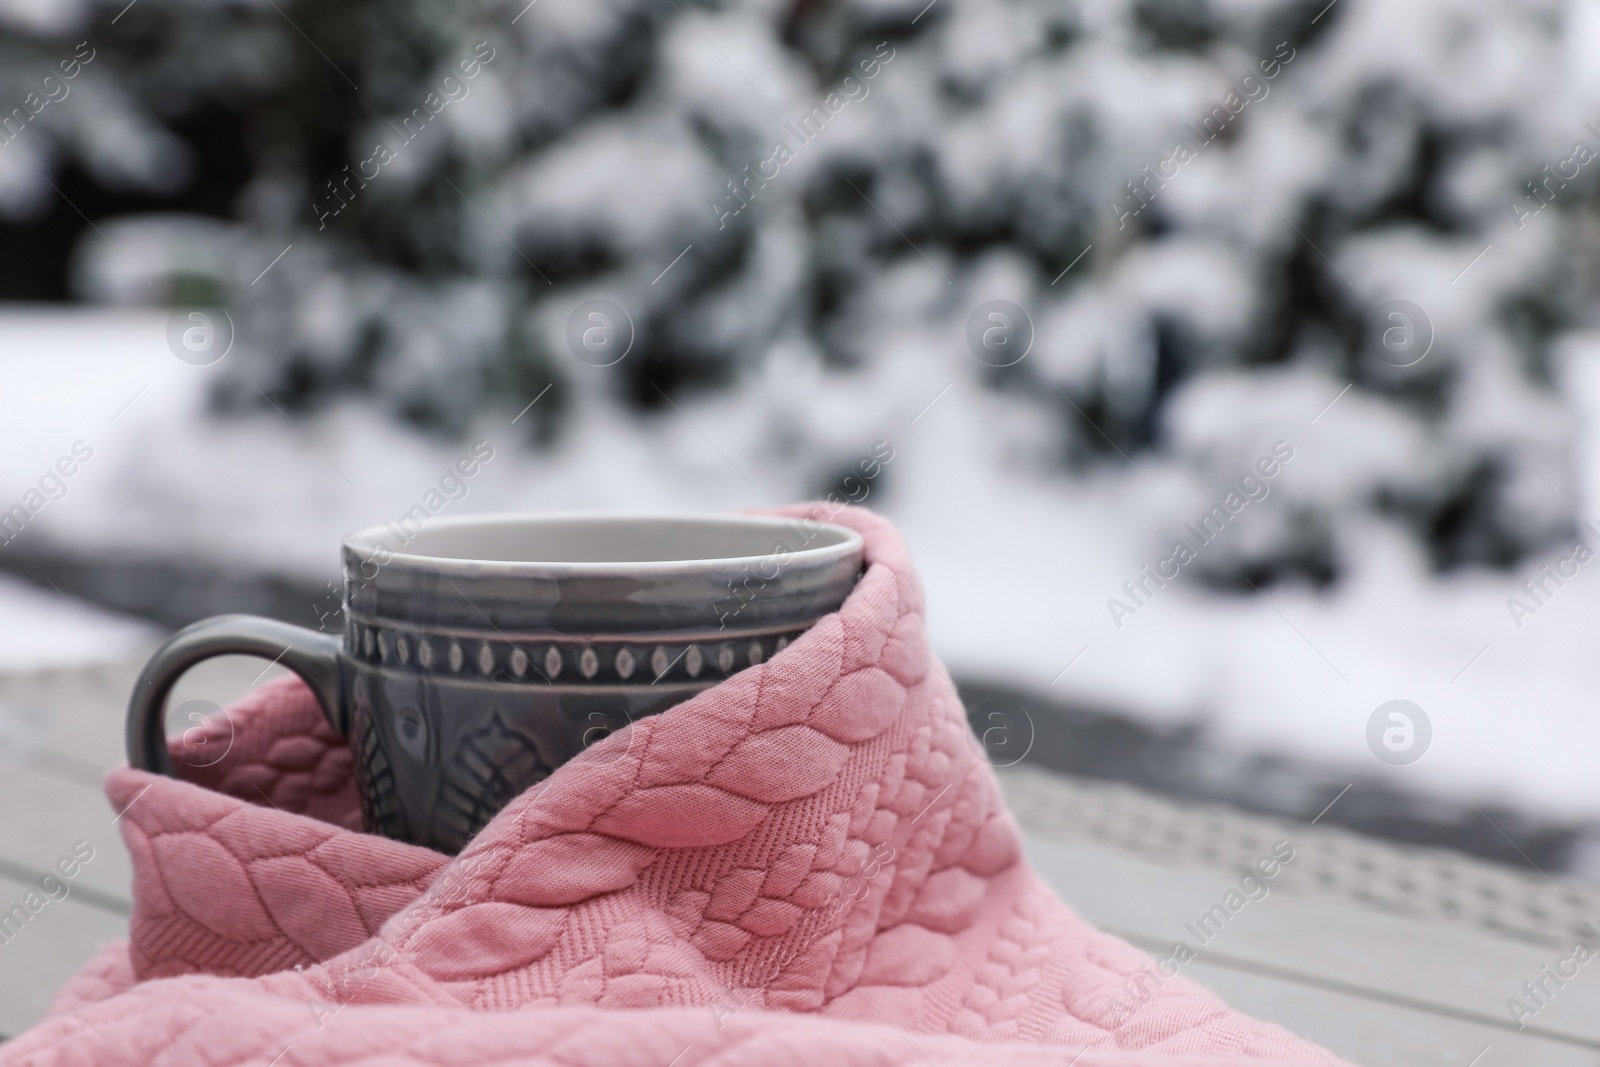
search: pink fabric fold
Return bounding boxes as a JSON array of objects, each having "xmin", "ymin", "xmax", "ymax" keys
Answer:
[{"xmin": 4, "ymin": 505, "xmax": 1353, "ymax": 1066}]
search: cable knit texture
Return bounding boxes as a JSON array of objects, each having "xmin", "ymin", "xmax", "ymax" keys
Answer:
[{"xmin": 5, "ymin": 506, "xmax": 1352, "ymax": 1066}]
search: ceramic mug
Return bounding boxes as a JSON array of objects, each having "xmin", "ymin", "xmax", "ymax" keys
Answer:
[{"xmin": 126, "ymin": 513, "xmax": 864, "ymax": 852}]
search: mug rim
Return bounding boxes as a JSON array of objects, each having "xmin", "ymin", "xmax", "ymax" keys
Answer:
[{"xmin": 343, "ymin": 511, "xmax": 863, "ymax": 576}]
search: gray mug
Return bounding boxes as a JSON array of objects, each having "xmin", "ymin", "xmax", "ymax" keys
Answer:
[{"xmin": 127, "ymin": 513, "xmax": 864, "ymax": 853}]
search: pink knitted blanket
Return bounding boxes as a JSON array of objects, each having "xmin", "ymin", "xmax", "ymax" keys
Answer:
[{"xmin": 6, "ymin": 507, "xmax": 1350, "ymax": 1066}]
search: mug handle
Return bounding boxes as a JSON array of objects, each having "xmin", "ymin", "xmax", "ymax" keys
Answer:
[{"xmin": 126, "ymin": 614, "xmax": 345, "ymax": 776}]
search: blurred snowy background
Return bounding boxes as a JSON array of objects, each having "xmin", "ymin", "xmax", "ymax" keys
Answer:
[{"xmin": 5, "ymin": 0, "xmax": 1600, "ymax": 871}]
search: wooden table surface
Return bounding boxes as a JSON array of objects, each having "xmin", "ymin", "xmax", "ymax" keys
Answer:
[{"xmin": 0, "ymin": 657, "xmax": 1594, "ymax": 1065}]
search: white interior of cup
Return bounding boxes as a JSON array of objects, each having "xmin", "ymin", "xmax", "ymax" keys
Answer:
[{"xmin": 345, "ymin": 513, "xmax": 860, "ymax": 568}]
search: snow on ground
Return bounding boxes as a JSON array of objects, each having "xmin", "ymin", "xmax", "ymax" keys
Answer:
[
  {"xmin": 890, "ymin": 356, "xmax": 1600, "ymax": 826},
  {"xmin": 2, "ymin": 307, "xmax": 1599, "ymax": 821},
  {"xmin": 0, "ymin": 572, "xmax": 157, "ymax": 673}
]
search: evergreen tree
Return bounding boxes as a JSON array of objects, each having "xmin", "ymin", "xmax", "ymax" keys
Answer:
[{"xmin": 0, "ymin": 0, "xmax": 1589, "ymax": 583}]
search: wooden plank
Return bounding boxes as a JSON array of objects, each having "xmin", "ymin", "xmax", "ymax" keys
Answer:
[
  {"xmin": 0, "ymin": 662, "xmax": 136, "ymax": 779},
  {"xmin": 0, "ymin": 653, "xmax": 291, "ymax": 778},
  {"xmin": 0, "ymin": 654, "xmax": 296, "ymax": 908},
  {"xmin": 0, "ymin": 653, "xmax": 307, "ymax": 1042},
  {"xmin": 0, "ymin": 870, "xmax": 127, "ymax": 1040},
  {"xmin": 1185, "ymin": 961, "xmax": 1598, "ymax": 1067},
  {"xmin": 1000, "ymin": 765, "xmax": 1600, "ymax": 950},
  {"xmin": 1023, "ymin": 833, "xmax": 1600, "ymax": 1049},
  {"xmin": 0, "ymin": 764, "xmax": 132, "ymax": 909}
]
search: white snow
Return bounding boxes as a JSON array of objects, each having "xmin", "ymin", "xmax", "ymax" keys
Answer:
[
  {"xmin": 2, "ymin": 306, "xmax": 1600, "ymax": 822},
  {"xmin": 0, "ymin": 572, "xmax": 156, "ymax": 673},
  {"xmin": 3, "ymin": 0, "xmax": 1600, "ymax": 829}
]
